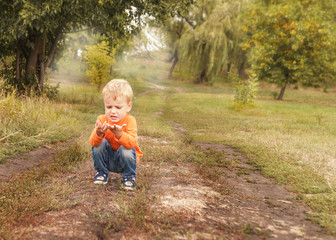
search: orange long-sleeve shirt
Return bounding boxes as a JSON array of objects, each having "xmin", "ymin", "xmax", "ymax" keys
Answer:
[{"xmin": 89, "ymin": 113, "xmax": 143, "ymax": 163}]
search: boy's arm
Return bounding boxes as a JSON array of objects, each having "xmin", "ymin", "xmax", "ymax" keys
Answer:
[{"xmin": 116, "ymin": 117, "xmax": 138, "ymax": 149}]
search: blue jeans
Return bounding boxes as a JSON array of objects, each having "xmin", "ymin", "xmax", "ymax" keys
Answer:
[{"xmin": 92, "ymin": 139, "xmax": 137, "ymax": 178}]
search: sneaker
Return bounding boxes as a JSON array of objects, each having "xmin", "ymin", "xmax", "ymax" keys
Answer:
[
  {"xmin": 122, "ymin": 176, "xmax": 136, "ymax": 191},
  {"xmin": 94, "ymin": 170, "xmax": 108, "ymax": 185}
]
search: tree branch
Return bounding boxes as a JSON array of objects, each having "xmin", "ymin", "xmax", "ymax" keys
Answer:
[
  {"xmin": 45, "ymin": 23, "xmax": 65, "ymax": 69},
  {"xmin": 179, "ymin": 14, "xmax": 195, "ymax": 29},
  {"xmin": 62, "ymin": 26, "xmax": 95, "ymax": 34},
  {"xmin": 16, "ymin": 41, "xmax": 21, "ymax": 82}
]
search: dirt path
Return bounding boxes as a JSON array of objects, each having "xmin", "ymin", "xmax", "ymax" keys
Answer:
[
  {"xmin": 1, "ymin": 87, "xmax": 335, "ymax": 239},
  {"xmin": 3, "ymin": 136, "xmax": 335, "ymax": 239}
]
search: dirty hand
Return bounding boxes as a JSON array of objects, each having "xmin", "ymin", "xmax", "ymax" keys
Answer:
[
  {"xmin": 107, "ymin": 124, "xmax": 126, "ymax": 139},
  {"xmin": 96, "ymin": 121, "xmax": 109, "ymax": 137}
]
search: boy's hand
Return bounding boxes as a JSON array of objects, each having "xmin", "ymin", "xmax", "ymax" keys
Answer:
[
  {"xmin": 107, "ymin": 124, "xmax": 126, "ymax": 139},
  {"xmin": 96, "ymin": 121, "xmax": 109, "ymax": 138}
]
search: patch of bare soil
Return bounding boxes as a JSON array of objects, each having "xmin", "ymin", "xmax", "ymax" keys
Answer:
[{"xmin": 0, "ymin": 142, "xmax": 68, "ymax": 182}]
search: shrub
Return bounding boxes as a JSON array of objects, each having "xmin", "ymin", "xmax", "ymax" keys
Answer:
[
  {"xmin": 233, "ymin": 73, "xmax": 259, "ymax": 105},
  {"xmin": 82, "ymin": 41, "xmax": 115, "ymax": 90}
]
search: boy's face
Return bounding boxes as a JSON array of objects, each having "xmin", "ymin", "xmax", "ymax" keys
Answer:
[{"xmin": 104, "ymin": 96, "xmax": 132, "ymax": 123}]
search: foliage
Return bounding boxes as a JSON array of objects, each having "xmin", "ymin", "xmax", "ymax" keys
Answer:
[
  {"xmin": 233, "ymin": 73, "xmax": 259, "ymax": 105},
  {"xmin": 43, "ymin": 82, "xmax": 60, "ymax": 100},
  {"xmin": 175, "ymin": 0, "xmax": 247, "ymax": 83},
  {"xmin": 0, "ymin": 59, "xmax": 59, "ymax": 98},
  {"xmin": 82, "ymin": 41, "xmax": 115, "ymax": 90},
  {"xmin": 243, "ymin": 0, "xmax": 336, "ymax": 100}
]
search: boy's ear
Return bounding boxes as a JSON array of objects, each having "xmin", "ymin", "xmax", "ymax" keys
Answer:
[{"xmin": 127, "ymin": 101, "xmax": 133, "ymax": 112}]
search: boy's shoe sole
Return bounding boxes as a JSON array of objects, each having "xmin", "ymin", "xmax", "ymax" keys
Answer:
[
  {"xmin": 94, "ymin": 179, "xmax": 108, "ymax": 185},
  {"xmin": 94, "ymin": 171, "xmax": 108, "ymax": 185},
  {"xmin": 122, "ymin": 185, "xmax": 135, "ymax": 191},
  {"xmin": 122, "ymin": 177, "xmax": 135, "ymax": 191}
]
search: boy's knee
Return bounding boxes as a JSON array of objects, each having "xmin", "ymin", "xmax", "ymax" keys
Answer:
[
  {"xmin": 118, "ymin": 146, "xmax": 136, "ymax": 161},
  {"xmin": 92, "ymin": 139, "xmax": 108, "ymax": 153}
]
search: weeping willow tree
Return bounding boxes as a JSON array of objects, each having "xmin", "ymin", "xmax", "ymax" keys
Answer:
[{"xmin": 176, "ymin": 0, "xmax": 247, "ymax": 83}]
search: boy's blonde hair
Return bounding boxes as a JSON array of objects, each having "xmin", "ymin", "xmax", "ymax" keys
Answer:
[{"xmin": 102, "ymin": 79, "xmax": 133, "ymax": 103}]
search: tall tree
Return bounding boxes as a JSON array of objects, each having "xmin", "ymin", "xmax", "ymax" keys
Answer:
[
  {"xmin": 244, "ymin": 0, "xmax": 336, "ymax": 100},
  {"xmin": 0, "ymin": 0, "xmax": 193, "ymax": 93},
  {"xmin": 175, "ymin": 0, "xmax": 247, "ymax": 83}
]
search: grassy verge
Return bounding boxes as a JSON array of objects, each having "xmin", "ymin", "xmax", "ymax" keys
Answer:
[
  {"xmin": 0, "ymin": 79, "xmax": 107, "ymax": 163},
  {"xmin": 0, "ymin": 93, "xmax": 81, "ymax": 162}
]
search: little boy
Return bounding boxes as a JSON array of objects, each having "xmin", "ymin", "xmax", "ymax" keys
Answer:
[{"xmin": 89, "ymin": 79, "xmax": 142, "ymax": 190}]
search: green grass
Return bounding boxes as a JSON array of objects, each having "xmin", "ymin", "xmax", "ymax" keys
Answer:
[
  {"xmin": 164, "ymin": 92, "xmax": 335, "ymax": 188},
  {"xmin": 0, "ymin": 93, "xmax": 83, "ymax": 163},
  {"xmin": 0, "ymin": 67, "xmax": 113, "ymax": 163},
  {"xmin": 133, "ymin": 92, "xmax": 176, "ymax": 139}
]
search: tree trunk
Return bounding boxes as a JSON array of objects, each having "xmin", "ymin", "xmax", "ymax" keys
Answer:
[
  {"xmin": 25, "ymin": 36, "xmax": 43, "ymax": 84},
  {"xmin": 169, "ymin": 50, "xmax": 178, "ymax": 78},
  {"xmin": 227, "ymin": 63, "xmax": 231, "ymax": 73},
  {"xmin": 46, "ymin": 24, "xmax": 64, "ymax": 70},
  {"xmin": 277, "ymin": 83, "xmax": 287, "ymax": 100},
  {"xmin": 167, "ymin": 54, "xmax": 175, "ymax": 63},
  {"xmin": 238, "ymin": 60, "xmax": 245, "ymax": 78},
  {"xmin": 238, "ymin": 51, "xmax": 246, "ymax": 78},
  {"xmin": 16, "ymin": 41, "xmax": 21, "ymax": 83},
  {"xmin": 39, "ymin": 35, "xmax": 46, "ymax": 92},
  {"xmin": 195, "ymin": 69, "xmax": 206, "ymax": 83}
]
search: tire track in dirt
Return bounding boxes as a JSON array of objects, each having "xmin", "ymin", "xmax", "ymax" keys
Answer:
[
  {"xmin": 163, "ymin": 120, "xmax": 334, "ymax": 239},
  {"xmin": 0, "ymin": 142, "xmax": 69, "ymax": 182}
]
